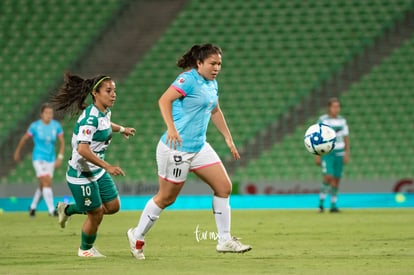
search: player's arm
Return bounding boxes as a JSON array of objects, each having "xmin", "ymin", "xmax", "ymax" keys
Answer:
[
  {"xmin": 158, "ymin": 86, "xmax": 183, "ymax": 149},
  {"xmin": 77, "ymin": 142, "xmax": 125, "ymax": 176},
  {"xmin": 13, "ymin": 133, "xmax": 31, "ymax": 162},
  {"xmin": 110, "ymin": 122, "xmax": 136, "ymax": 139},
  {"xmin": 343, "ymin": 136, "xmax": 350, "ymax": 164},
  {"xmin": 211, "ymin": 103, "xmax": 240, "ymax": 160},
  {"xmin": 55, "ymin": 134, "xmax": 65, "ymax": 168}
]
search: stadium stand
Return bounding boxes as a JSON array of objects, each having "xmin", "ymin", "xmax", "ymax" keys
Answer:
[
  {"xmin": 234, "ymin": 35, "xmax": 414, "ymax": 182},
  {"xmin": 1, "ymin": 0, "xmax": 413, "ymax": 185},
  {"xmin": 0, "ymin": 0, "xmax": 124, "ymax": 183}
]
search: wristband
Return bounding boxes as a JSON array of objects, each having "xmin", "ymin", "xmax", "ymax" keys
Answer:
[
  {"xmin": 58, "ymin": 154, "xmax": 64, "ymax": 160},
  {"xmin": 119, "ymin": 126, "xmax": 125, "ymax": 133}
]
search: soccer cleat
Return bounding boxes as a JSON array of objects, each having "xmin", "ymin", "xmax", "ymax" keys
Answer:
[
  {"xmin": 29, "ymin": 208, "xmax": 36, "ymax": 217},
  {"xmin": 318, "ymin": 206, "xmax": 324, "ymax": 213},
  {"xmin": 127, "ymin": 228, "xmax": 145, "ymax": 260},
  {"xmin": 78, "ymin": 247, "xmax": 106, "ymax": 257},
  {"xmin": 216, "ymin": 237, "xmax": 252, "ymax": 253},
  {"xmin": 330, "ymin": 207, "xmax": 340, "ymax": 213},
  {"xmin": 57, "ymin": 202, "xmax": 69, "ymax": 228}
]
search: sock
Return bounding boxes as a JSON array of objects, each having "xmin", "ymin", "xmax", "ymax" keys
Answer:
[
  {"xmin": 30, "ymin": 188, "xmax": 42, "ymax": 210},
  {"xmin": 80, "ymin": 231, "xmax": 97, "ymax": 250},
  {"xmin": 213, "ymin": 196, "xmax": 231, "ymax": 243},
  {"xmin": 133, "ymin": 198, "xmax": 162, "ymax": 240},
  {"xmin": 42, "ymin": 187, "xmax": 55, "ymax": 214},
  {"xmin": 331, "ymin": 186, "xmax": 338, "ymax": 208},
  {"xmin": 319, "ymin": 182, "xmax": 329, "ymax": 207},
  {"xmin": 65, "ymin": 203, "xmax": 84, "ymax": 216}
]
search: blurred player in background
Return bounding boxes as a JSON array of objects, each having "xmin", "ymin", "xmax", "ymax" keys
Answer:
[
  {"xmin": 316, "ymin": 97, "xmax": 350, "ymax": 213},
  {"xmin": 127, "ymin": 43, "xmax": 252, "ymax": 260},
  {"xmin": 14, "ymin": 103, "xmax": 65, "ymax": 217},
  {"xmin": 51, "ymin": 73, "xmax": 135, "ymax": 257}
]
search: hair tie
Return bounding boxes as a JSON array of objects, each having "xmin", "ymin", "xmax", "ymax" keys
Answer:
[{"xmin": 92, "ymin": 76, "xmax": 110, "ymax": 92}]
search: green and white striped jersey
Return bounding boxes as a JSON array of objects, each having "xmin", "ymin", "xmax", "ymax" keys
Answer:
[
  {"xmin": 318, "ymin": 114, "xmax": 349, "ymax": 151},
  {"xmin": 67, "ymin": 104, "xmax": 112, "ymax": 184}
]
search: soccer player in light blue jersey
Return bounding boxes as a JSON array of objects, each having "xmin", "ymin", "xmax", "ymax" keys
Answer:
[
  {"xmin": 316, "ymin": 98, "xmax": 350, "ymax": 213},
  {"xmin": 14, "ymin": 103, "xmax": 65, "ymax": 217},
  {"xmin": 51, "ymin": 73, "xmax": 136, "ymax": 257},
  {"xmin": 127, "ymin": 44, "xmax": 251, "ymax": 260}
]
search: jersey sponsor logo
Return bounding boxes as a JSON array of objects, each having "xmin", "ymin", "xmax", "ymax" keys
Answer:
[
  {"xmin": 82, "ymin": 128, "xmax": 92, "ymax": 135},
  {"xmin": 173, "ymin": 168, "xmax": 182, "ymax": 178}
]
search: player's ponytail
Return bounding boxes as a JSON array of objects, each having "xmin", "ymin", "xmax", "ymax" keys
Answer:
[
  {"xmin": 51, "ymin": 72, "xmax": 110, "ymax": 116},
  {"xmin": 177, "ymin": 43, "xmax": 222, "ymax": 69}
]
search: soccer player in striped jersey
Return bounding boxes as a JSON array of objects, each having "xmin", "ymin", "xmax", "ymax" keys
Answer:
[
  {"xmin": 14, "ymin": 103, "xmax": 65, "ymax": 217},
  {"xmin": 127, "ymin": 44, "xmax": 251, "ymax": 260},
  {"xmin": 316, "ymin": 97, "xmax": 350, "ymax": 213},
  {"xmin": 51, "ymin": 73, "xmax": 135, "ymax": 257}
]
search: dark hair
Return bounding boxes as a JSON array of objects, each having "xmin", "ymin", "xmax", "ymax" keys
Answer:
[
  {"xmin": 328, "ymin": 97, "xmax": 340, "ymax": 107},
  {"xmin": 51, "ymin": 72, "xmax": 111, "ymax": 116},
  {"xmin": 40, "ymin": 102, "xmax": 53, "ymax": 113},
  {"xmin": 177, "ymin": 43, "xmax": 222, "ymax": 69}
]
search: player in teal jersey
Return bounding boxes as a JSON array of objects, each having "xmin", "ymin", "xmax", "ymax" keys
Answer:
[
  {"xmin": 51, "ymin": 73, "xmax": 135, "ymax": 257},
  {"xmin": 316, "ymin": 98, "xmax": 350, "ymax": 213},
  {"xmin": 14, "ymin": 103, "xmax": 65, "ymax": 217},
  {"xmin": 127, "ymin": 44, "xmax": 251, "ymax": 260}
]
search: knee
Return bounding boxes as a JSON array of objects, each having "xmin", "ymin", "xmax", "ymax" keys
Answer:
[
  {"xmin": 103, "ymin": 201, "xmax": 120, "ymax": 215},
  {"xmin": 154, "ymin": 195, "xmax": 177, "ymax": 209},
  {"xmin": 88, "ymin": 207, "xmax": 104, "ymax": 224},
  {"xmin": 214, "ymin": 182, "xmax": 232, "ymax": 198}
]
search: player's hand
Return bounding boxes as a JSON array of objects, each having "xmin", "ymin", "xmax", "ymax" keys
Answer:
[
  {"xmin": 343, "ymin": 153, "xmax": 350, "ymax": 164},
  {"xmin": 226, "ymin": 138, "xmax": 240, "ymax": 160},
  {"xmin": 315, "ymin": 156, "xmax": 321, "ymax": 166},
  {"xmin": 122, "ymin": 127, "xmax": 136, "ymax": 139},
  {"xmin": 166, "ymin": 128, "xmax": 182, "ymax": 150},
  {"xmin": 105, "ymin": 165, "xmax": 125, "ymax": 176}
]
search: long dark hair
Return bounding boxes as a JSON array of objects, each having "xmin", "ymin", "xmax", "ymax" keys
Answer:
[
  {"xmin": 51, "ymin": 72, "xmax": 111, "ymax": 116},
  {"xmin": 177, "ymin": 43, "xmax": 222, "ymax": 69}
]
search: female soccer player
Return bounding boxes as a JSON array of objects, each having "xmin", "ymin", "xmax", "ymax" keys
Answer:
[
  {"xmin": 14, "ymin": 103, "xmax": 65, "ymax": 217},
  {"xmin": 127, "ymin": 44, "xmax": 252, "ymax": 260},
  {"xmin": 52, "ymin": 73, "xmax": 135, "ymax": 257},
  {"xmin": 316, "ymin": 97, "xmax": 350, "ymax": 213}
]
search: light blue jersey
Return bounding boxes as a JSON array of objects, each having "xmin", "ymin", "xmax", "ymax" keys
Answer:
[
  {"xmin": 161, "ymin": 68, "xmax": 218, "ymax": 152},
  {"xmin": 27, "ymin": 120, "xmax": 63, "ymax": 162}
]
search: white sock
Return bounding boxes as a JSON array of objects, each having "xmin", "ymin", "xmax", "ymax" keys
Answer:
[
  {"xmin": 213, "ymin": 196, "xmax": 231, "ymax": 243},
  {"xmin": 30, "ymin": 188, "xmax": 42, "ymax": 210},
  {"xmin": 134, "ymin": 198, "xmax": 163, "ymax": 240},
  {"xmin": 42, "ymin": 187, "xmax": 55, "ymax": 214}
]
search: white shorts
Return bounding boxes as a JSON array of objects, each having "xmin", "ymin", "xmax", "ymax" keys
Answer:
[
  {"xmin": 32, "ymin": 160, "xmax": 55, "ymax": 178},
  {"xmin": 156, "ymin": 141, "xmax": 222, "ymax": 184}
]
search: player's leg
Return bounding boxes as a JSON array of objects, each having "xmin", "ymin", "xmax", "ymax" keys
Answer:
[
  {"xmin": 330, "ymin": 154, "xmax": 344, "ymax": 212},
  {"xmin": 319, "ymin": 154, "xmax": 334, "ymax": 212},
  {"xmin": 39, "ymin": 175, "xmax": 56, "ymax": 215},
  {"xmin": 30, "ymin": 161, "xmax": 44, "ymax": 216},
  {"xmin": 99, "ymin": 172, "xmax": 120, "ymax": 215},
  {"xmin": 29, "ymin": 184, "xmax": 42, "ymax": 217},
  {"xmin": 191, "ymin": 143, "xmax": 251, "ymax": 253},
  {"xmin": 67, "ymin": 180, "xmax": 106, "ymax": 257},
  {"xmin": 194, "ymin": 163, "xmax": 251, "ymax": 253},
  {"xmin": 128, "ymin": 141, "xmax": 189, "ymax": 259}
]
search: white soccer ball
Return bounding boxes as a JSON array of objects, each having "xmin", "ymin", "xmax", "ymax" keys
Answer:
[{"xmin": 304, "ymin": 123, "xmax": 336, "ymax": 156}]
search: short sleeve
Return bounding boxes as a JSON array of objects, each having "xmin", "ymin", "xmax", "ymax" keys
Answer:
[
  {"xmin": 171, "ymin": 72, "xmax": 194, "ymax": 96},
  {"xmin": 77, "ymin": 116, "xmax": 98, "ymax": 143},
  {"xmin": 55, "ymin": 121, "xmax": 64, "ymax": 136},
  {"xmin": 27, "ymin": 122, "xmax": 36, "ymax": 137},
  {"xmin": 342, "ymin": 120, "xmax": 349, "ymax": 136}
]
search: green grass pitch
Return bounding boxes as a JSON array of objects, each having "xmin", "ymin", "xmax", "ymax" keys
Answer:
[{"xmin": 1, "ymin": 209, "xmax": 413, "ymax": 275}]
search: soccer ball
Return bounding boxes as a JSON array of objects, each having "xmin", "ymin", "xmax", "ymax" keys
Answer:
[{"xmin": 304, "ymin": 123, "xmax": 336, "ymax": 156}]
